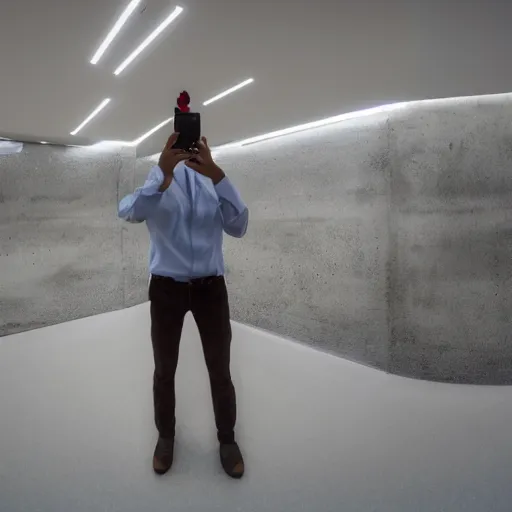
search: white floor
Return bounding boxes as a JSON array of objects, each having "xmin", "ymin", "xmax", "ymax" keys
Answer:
[{"xmin": 1, "ymin": 306, "xmax": 512, "ymax": 512}]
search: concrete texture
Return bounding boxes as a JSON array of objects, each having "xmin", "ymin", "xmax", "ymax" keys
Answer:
[
  {"xmin": 211, "ymin": 94, "xmax": 512, "ymax": 383},
  {"xmin": 387, "ymin": 100, "xmax": 512, "ymax": 383},
  {"xmin": 0, "ymin": 142, "xmax": 136, "ymax": 336},
  {"xmin": 2, "ymin": 94, "xmax": 511, "ymax": 384},
  {"xmin": 215, "ymin": 114, "xmax": 392, "ymax": 371},
  {"xmin": 2, "ymin": 305, "xmax": 512, "ymax": 512}
]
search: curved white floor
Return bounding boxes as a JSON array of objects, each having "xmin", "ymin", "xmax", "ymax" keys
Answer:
[{"xmin": 1, "ymin": 304, "xmax": 511, "ymax": 512}]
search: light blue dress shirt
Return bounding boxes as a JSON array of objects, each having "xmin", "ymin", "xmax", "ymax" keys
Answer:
[{"xmin": 118, "ymin": 162, "xmax": 248, "ymax": 281}]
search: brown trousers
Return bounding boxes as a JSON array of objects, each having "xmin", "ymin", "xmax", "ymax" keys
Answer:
[{"xmin": 148, "ymin": 275, "xmax": 236, "ymax": 444}]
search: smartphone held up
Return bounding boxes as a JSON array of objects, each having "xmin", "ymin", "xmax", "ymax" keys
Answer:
[{"xmin": 172, "ymin": 91, "xmax": 201, "ymax": 151}]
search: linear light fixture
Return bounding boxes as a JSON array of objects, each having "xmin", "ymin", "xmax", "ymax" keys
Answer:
[
  {"xmin": 131, "ymin": 116, "xmax": 174, "ymax": 146},
  {"xmin": 143, "ymin": 102, "xmax": 411, "ymax": 159},
  {"xmin": 90, "ymin": 0, "xmax": 142, "ymax": 65},
  {"xmin": 131, "ymin": 77, "xmax": 254, "ymax": 146},
  {"xmin": 114, "ymin": 5, "xmax": 183, "ymax": 76},
  {"xmin": 70, "ymin": 98, "xmax": 111, "ymax": 136},
  {"xmin": 202, "ymin": 78, "xmax": 254, "ymax": 106},
  {"xmin": 213, "ymin": 102, "xmax": 410, "ymax": 151},
  {"xmin": 40, "ymin": 141, "xmax": 49, "ymax": 144}
]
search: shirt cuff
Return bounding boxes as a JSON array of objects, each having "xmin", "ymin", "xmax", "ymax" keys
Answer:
[
  {"xmin": 141, "ymin": 166, "xmax": 165, "ymax": 196},
  {"xmin": 215, "ymin": 177, "xmax": 246, "ymax": 212}
]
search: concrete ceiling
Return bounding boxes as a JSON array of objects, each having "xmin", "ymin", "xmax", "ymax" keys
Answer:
[{"xmin": 1, "ymin": 0, "xmax": 511, "ymax": 157}]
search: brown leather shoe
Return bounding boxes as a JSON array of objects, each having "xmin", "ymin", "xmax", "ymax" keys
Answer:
[
  {"xmin": 220, "ymin": 442, "xmax": 245, "ymax": 479},
  {"xmin": 153, "ymin": 437, "xmax": 174, "ymax": 475}
]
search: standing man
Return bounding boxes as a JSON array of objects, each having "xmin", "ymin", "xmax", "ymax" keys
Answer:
[{"xmin": 118, "ymin": 133, "xmax": 248, "ymax": 479}]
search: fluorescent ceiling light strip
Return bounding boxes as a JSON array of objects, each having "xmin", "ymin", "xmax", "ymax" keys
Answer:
[
  {"xmin": 144, "ymin": 102, "xmax": 411, "ymax": 157},
  {"xmin": 132, "ymin": 116, "xmax": 174, "ymax": 145},
  {"xmin": 70, "ymin": 98, "xmax": 111, "ymax": 136},
  {"xmin": 90, "ymin": 0, "xmax": 142, "ymax": 64},
  {"xmin": 214, "ymin": 102, "xmax": 410, "ymax": 151},
  {"xmin": 130, "ymin": 76, "xmax": 252, "ymax": 147},
  {"xmin": 202, "ymin": 78, "xmax": 254, "ymax": 106},
  {"xmin": 114, "ymin": 5, "xmax": 183, "ymax": 76}
]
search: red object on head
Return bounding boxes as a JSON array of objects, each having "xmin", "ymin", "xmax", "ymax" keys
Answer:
[{"xmin": 177, "ymin": 91, "xmax": 190, "ymax": 113}]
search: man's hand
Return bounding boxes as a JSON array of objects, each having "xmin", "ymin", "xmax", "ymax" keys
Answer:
[
  {"xmin": 186, "ymin": 137, "xmax": 225, "ymax": 185},
  {"xmin": 158, "ymin": 133, "xmax": 189, "ymax": 191},
  {"xmin": 158, "ymin": 133, "xmax": 189, "ymax": 177}
]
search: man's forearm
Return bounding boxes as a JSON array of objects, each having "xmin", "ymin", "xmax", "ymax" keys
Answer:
[
  {"xmin": 158, "ymin": 173, "xmax": 173, "ymax": 192},
  {"xmin": 210, "ymin": 165, "xmax": 225, "ymax": 185}
]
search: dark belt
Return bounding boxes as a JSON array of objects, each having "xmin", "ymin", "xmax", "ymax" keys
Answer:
[{"xmin": 151, "ymin": 274, "xmax": 222, "ymax": 286}]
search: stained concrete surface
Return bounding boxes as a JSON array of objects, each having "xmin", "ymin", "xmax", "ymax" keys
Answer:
[
  {"xmin": 387, "ymin": 101, "xmax": 512, "ymax": 383},
  {"xmin": 2, "ymin": 95, "xmax": 512, "ymax": 383},
  {"xmin": 0, "ymin": 143, "xmax": 135, "ymax": 336},
  {"xmin": 213, "ymin": 95, "xmax": 512, "ymax": 382},
  {"xmin": 1, "ymin": 305, "xmax": 512, "ymax": 512},
  {"xmin": 214, "ymin": 114, "xmax": 392, "ymax": 371}
]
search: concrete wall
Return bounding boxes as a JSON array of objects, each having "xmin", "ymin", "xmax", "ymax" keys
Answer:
[
  {"xmin": 214, "ymin": 115, "xmax": 392, "ymax": 371},
  {"xmin": 2, "ymin": 94, "xmax": 511, "ymax": 384},
  {"xmin": 387, "ymin": 100, "xmax": 512, "ymax": 383},
  {"xmin": 0, "ymin": 143, "xmax": 137, "ymax": 336},
  {"xmin": 212, "ymin": 94, "xmax": 512, "ymax": 384}
]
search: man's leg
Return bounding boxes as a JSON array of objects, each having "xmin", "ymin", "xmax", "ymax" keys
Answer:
[
  {"xmin": 191, "ymin": 277, "xmax": 244, "ymax": 478},
  {"xmin": 149, "ymin": 277, "xmax": 188, "ymax": 474},
  {"xmin": 191, "ymin": 277, "xmax": 236, "ymax": 442}
]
